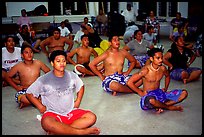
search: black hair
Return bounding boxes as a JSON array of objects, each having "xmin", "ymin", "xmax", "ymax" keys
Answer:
[
  {"xmin": 4, "ymin": 35, "xmax": 15, "ymax": 43},
  {"xmin": 21, "ymin": 24, "xmax": 28, "ymax": 30},
  {"xmin": 147, "ymin": 48, "xmax": 163, "ymax": 57},
  {"xmin": 147, "ymin": 26, "xmax": 154, "ymax": 32},
  {"xmin": 108, "ymin": 35, "xmax": 114, "ymax": 41},
  {"xmin": 49, "ymin": 50, "xmax": 67, "ymax": 63},
  {"xmin": 81, "ymin": 34, "xmax": 89, "ymax": 40},
  {"xmin": 134, "ymin": 29, "xmax": 141, "ymax": 37},
  {"xmin": 53, "ymin": 27, "xmax": 61, "ymax": 33},
  {"xmin": 21, "ymin": 44, "xmax": 33, "ymax": 54}
]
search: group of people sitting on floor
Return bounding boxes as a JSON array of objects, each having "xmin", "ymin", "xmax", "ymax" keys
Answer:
[{"xmin": 2, "ymin": 8, "xmax": 202, "ymax": 135}]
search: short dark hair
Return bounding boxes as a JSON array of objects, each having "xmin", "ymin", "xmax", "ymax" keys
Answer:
[
  {"xmin": 53, "ymin": 27, "xmax": 61, "ymax": 33},
  {"xmin": 4, "ymin": 35, "xmax": 15, "ymax": 43},
  {"xmin": 49, "ymin": 50, "xmax": 67, "ymax": 63},
  {"xmin": 81, "ymin": 34, "xmax": 89, "ymax": 40},
  {"xmin": 21, "ymin": 44, "xmax": 33, "ymax": 54},
  {"xmin": 147, "ymin": 48, "xmax": 163, "ymax": 57}
]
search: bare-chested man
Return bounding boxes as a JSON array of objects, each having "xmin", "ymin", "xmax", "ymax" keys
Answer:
[
  {"xmin": 67, "ymin": 34, "xmax": 103, "ymax": 77},
  {"xmin": 127, "ymin": 48, "xmax": 188, "ymax": 113},
  {"xmin": 40, "ymin": 27, "xmax": 73, "ymax": 60},
  {"xmin": 89, "ymin": 35, "xmax": 136, "ymax": 96},
  {"xmin": 5, "ymin": 45, "xmax": 50, "ymax": 108}
]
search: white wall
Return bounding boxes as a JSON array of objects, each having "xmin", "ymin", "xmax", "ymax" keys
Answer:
[
  {"xmin": 6, "ymin": 2, "xmax": 48, "ymax": 17},
  {"xmin": 178, "ymin": 2, "xmax": 188, "ymax": 18}
]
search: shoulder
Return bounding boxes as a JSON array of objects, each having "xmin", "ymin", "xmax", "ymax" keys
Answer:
[{"xmin": 139, "ymin": 65, "xmax": 149, "ymax": 75}]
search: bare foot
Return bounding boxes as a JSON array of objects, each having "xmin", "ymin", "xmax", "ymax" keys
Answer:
[
  {"xmin": 19, "ymin": 102, "xmax": 25, "ymax": 109},
  {"xmin": 183, "ymin": 79, "xmax": 187, "ymax": 84},
  {"xmin": 112, "ymin": 91, "xmax": 117, "ymax": 96},
  {"xmin": 155, "ymin": 108, "xmax": 164, "ymax": 114},
  {"xmin": 168, "ymin": 105, "xmax": 183, "ymax": 111},
  {"xmin": 83, "ymin": 127, "xmax": 100, "ymax": 135}
]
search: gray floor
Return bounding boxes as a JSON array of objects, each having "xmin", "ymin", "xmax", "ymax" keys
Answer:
[{"xmin": 2, "ymin": 35, "xmax": 202, "ymax": 135}]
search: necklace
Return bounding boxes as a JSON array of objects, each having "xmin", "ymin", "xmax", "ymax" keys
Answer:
[{"xmin": 151, "ymin": 63, "xmax": 160, "ymax": 71}]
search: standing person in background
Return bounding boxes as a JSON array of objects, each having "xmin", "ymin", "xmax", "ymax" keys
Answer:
[
  {"xmin": 26, "ymin": 50, "xmax": 100, "ymax": 135},
  {"xmin": 17, "ymin": 9, "xmax": 32, "ymax": 32},
  {"xmin": 2, "ymin": 36, "xmax": 22, "ymax": 87},
  {"xmin": 121, "ymin": 3, "xmax": 137, "ymax": 25},
  {"xmin": 163, "ymin": 36, "xmax": 202, "ymax": 84},
  {"xmin": 144, "ymin": 10, "xmax": 160, "ymax": 42},
  {"xmin": 95, "ymin": 9, "xmax": 108, "ymax": 35}
]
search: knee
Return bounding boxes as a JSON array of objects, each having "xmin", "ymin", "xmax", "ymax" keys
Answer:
[
  {"xmin": 181, "ymin": 71, "xmax": 189, "ymax": 79},
  {"xmin": 149, "ymin": 98, "xmax": 156, "ymax": 105},
  {"xmin": 41, "ymin": 117, "xmax": 54, "ymax": 132},
  {"xmin": 85, "ymin": 112, "xmax": 97, "ymax": 125},
  {"xmin": 182, "ymin": 89, "xmax": 188, "ymax": 98}
]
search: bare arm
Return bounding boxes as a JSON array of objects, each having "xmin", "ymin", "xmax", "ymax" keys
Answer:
[
  {"xmin": 26, "ymin": 93, "xmax": 46, "ymax": 114},
  {"xmin": 39, "ymin": 60, "xmax": 51, "ymax": 73},
  {"xmin": 5, "ymin": 64, "xmax": 22, "ymax": 91},
  {"xmin": 67, "ymin": 49, "xmax": 78, "ymax": 66},
  {"xmin": 89, "ymin": 53, "xmax": 107, "ymax": 81},
  {"xmin": 163, "ymin": 66, "xmax": 170, "ymax": 91},
  {"xmin": 187, "ymin": 52, "xmax": 197, "ymax": 67},
  {"xmin": 123, "ymin": 45, "xmax": 130, "ymax": 51},
  {"xmin": 123, "ymin": 50, "xmax": 135, "ymax": 75},
  {"xmin": 65, "ymin": 38, "xmax": 74, "ymax": 52},
  {"xmin": 40, "ymin": 38, "xmax": 50, "ymax": 57},
  {"xmin": 91, "ymin": 48, "xmax": 98, "ymax": 58},
  {"xmin": 127, "ymin": 67, "xmax": 148, "ymax": 97},
  {"xmin": 74, "ymin": 86, "xmax": 84, "ymax": 108},
  {"xmin": 163, "ymin": 52, "xmax": 173, "ymax": 70}
]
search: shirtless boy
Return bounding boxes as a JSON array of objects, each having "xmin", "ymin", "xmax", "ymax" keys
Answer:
[
  {"xmin": 26, "ymin": 50, "xmax": 100, "ymax": 135},
  {"xmin": 67, "ymin": 34, "xmax": 102, "ymax": 77},
  {"xmin": 40, "ymin": 27, "xmax": 73, "ymax": 59},
  {"xmin": 127, "ymin": 48, "xmax": 188, "ymax": 113},
  {"xmin": 89, "ymin": 35, "xmax": 136, "ymax": 96},
  {"xmin": 5, "ymin": 45, "xmax": 50, "ymax": 108}
]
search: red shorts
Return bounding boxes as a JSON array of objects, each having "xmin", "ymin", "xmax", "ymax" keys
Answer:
[{"xmin": 41, "ymin": 109, "xmax": 90, "ymax": 125}]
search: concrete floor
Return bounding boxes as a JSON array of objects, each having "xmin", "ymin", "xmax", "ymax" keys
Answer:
[{"xmin": 2, "ymin": 35, "xmax": 202, "ymax": 135}]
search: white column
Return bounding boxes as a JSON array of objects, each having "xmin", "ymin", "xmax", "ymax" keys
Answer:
[
  {"xmin": 178, "ymin": 2, "xmax": 188, "ymax": 18},
  {"xmin": 88, "ymin": 2, "xmax": 98, "ymax": 16},
  {"xmin": 60, "ymin": 2, "xmax": 63, "ymax": 15}
]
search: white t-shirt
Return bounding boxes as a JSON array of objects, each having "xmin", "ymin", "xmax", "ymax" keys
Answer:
[
  {"xmin": 26, "ymin": 70, "xmax": 84, "ymax": 116},
  {"xmin": 58, "ymin": 26, "xmax": 70, "ymax": 37},
  {"xmin": 74, "ymin": 30, "xmax": 84, "ymax": 44},
  {"xmin": 121, "ymin": 9, "xmax": 136, "ymax": 23},
  {"xmin": 2, "ymin": 47, "xmax": 22, "ymax": 71}
]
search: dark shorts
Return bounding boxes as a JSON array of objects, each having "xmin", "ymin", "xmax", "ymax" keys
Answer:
[
  {"xmin": 140, "ymin": 88, "xmax": 183, "ymax": 110},
  {"xmin": 170, "ymin": 67, "xmax": 201, "ymax": 81}
]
